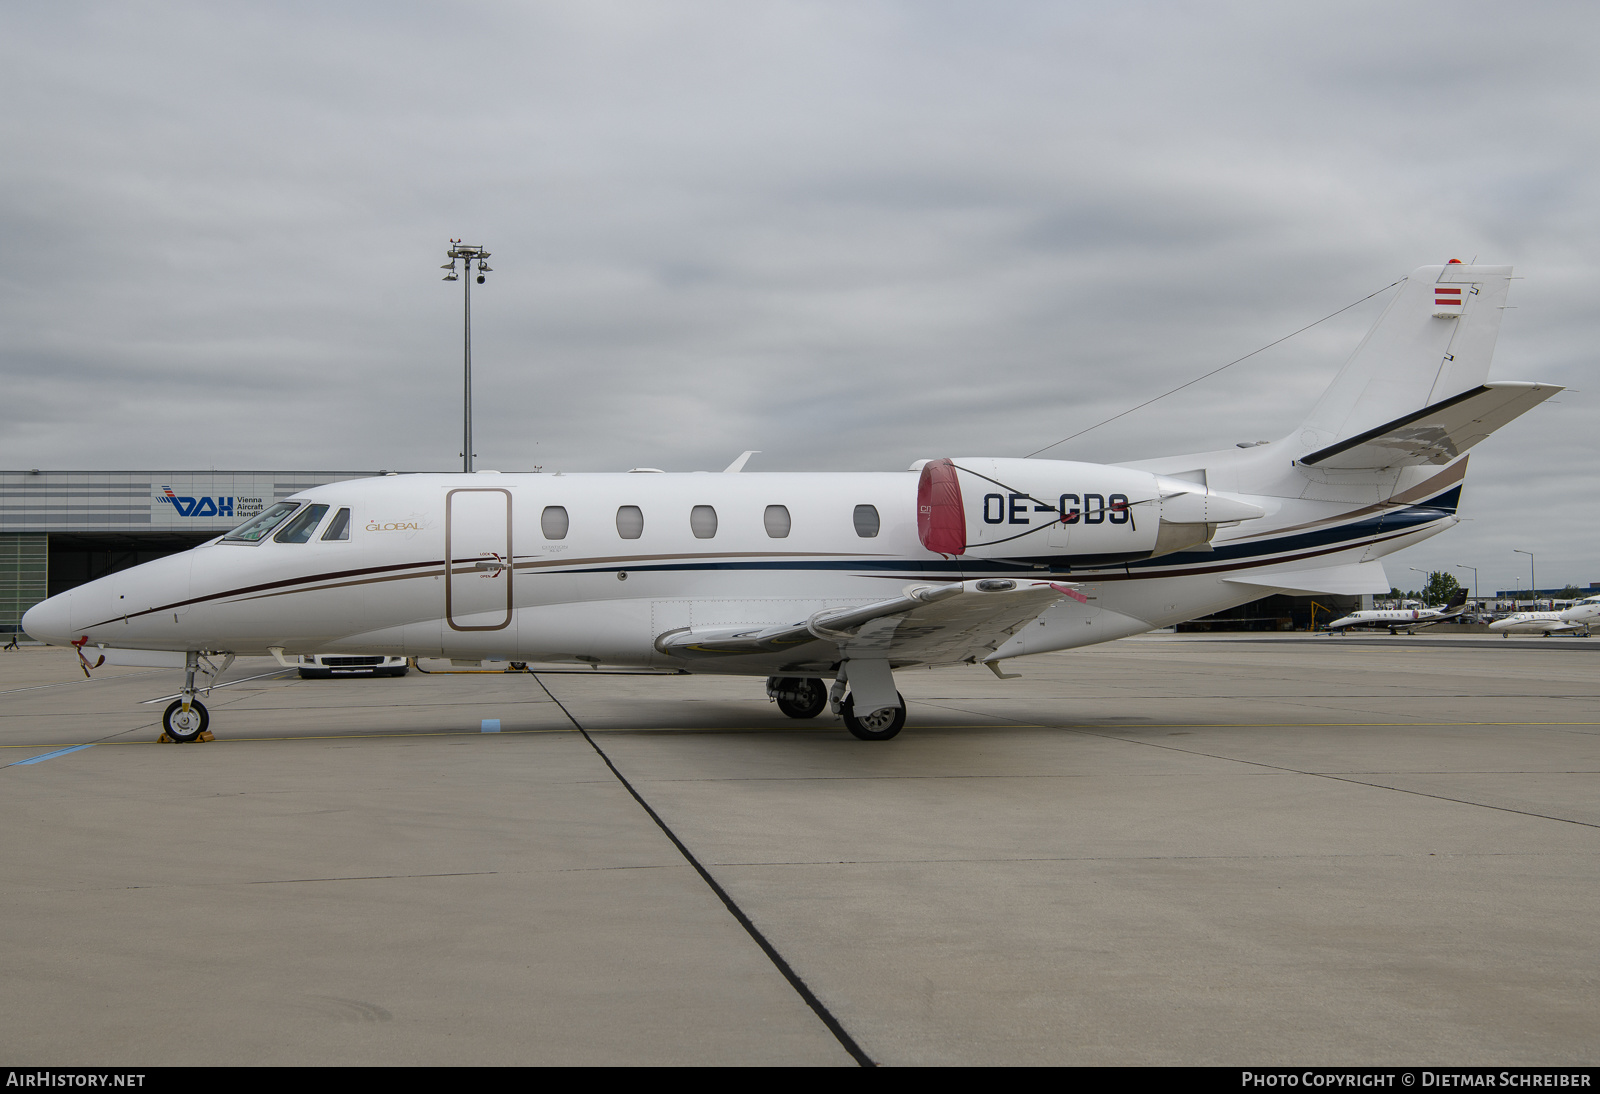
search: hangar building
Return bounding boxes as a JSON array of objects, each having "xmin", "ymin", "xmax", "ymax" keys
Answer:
[{"xmin": 1, "ymin": 470, "xmax": 378, "ymax": 635}]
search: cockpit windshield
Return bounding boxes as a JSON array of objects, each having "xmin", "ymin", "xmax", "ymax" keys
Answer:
[
  {"xmin": 274, "ymin": 504, "xmax": 330, "ymax": 544},
  {"xmin": 222, "ymin": 501, "xmax": 301, "ymax": 543}
]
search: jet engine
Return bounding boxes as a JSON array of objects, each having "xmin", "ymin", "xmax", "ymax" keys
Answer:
[{"xmin": 916, "ymin": 457, "xmax": 1264, "ymax": 562}]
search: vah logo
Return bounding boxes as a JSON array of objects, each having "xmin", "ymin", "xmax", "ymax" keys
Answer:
[{"xmin": 156, "ymin": 487, "xmax": 234, "ymax": 518}]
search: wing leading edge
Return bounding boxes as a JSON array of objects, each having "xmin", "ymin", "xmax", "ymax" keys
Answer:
[{"xmin": 654, "ymin": 579, "xmax": 1071, "ymax": 667}]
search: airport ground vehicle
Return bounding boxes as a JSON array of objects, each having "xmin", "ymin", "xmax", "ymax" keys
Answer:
[{"xmin": 296, "ymin": 653, "xmax": 409, "ymax": 678}]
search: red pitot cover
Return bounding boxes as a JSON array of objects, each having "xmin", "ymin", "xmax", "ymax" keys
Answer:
[{"xmin": 917, "ymin": 458, "xmax": 966, "ymax": 556}]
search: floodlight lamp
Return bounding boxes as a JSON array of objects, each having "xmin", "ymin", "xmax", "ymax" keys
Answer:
[
  {"xmin": 476, "ymin": 274, "xmax": 485, "ymax": 284},
  {"xmin": 443, "ymin": 273, "xmax": 458, "ymax": 281},
  {"xmin": 477, "ymin": 263, "xmax": 492, "ymax": 273}
]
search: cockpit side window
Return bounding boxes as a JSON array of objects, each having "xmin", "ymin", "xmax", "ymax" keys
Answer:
[
  {"xmin": 321, "ymin": 507, "xmax": 352, "ymax": 541},
  {"xmin": 222, "ymin": 501, "xmax": 301, "ymax": 543},
  {"xmin": 274, "ymin": 504, "xmax": 330, "ymax": 544}
]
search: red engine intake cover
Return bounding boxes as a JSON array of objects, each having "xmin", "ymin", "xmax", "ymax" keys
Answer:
[{"xmin": 916, "ymin": 458, "xmax": 966, "ymax": 556}]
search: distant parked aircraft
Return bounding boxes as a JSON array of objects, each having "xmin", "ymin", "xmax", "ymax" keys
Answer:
[
  {"xmin": 1489, "ymin": 595, "xmax": 1600, "ymax": 637},
  {"xmin": 1324, "ymin": 589, "xmax": 1470, "ymax": 634}
]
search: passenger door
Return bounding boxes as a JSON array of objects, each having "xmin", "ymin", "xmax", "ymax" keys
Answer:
[{"xmin": 446, "ymin": 488, "xmax": 512, "ymax": 631}]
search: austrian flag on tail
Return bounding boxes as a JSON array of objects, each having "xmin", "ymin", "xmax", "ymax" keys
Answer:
[{"xmin": 1433, "ymin": 284, "xmax": 1465, "ymax": 318}]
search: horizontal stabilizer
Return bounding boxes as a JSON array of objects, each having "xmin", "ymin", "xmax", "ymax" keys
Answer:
[
  {"xmin": 1300, "ymin": 382, "xmax": 1560, "ymax": 470},
  {"xmin": 1227, "ymin": 560, "xmax": 1391, "ymax": 596}
]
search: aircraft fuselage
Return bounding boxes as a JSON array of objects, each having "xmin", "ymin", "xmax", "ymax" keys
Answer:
[{"xmin": 24, "ymin": 462, "xmax": 1463, "ymax": 677}]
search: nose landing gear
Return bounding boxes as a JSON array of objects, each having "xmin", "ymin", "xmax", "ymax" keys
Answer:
[
  {"xmin": 161, "ymin": 699, "xmax": 210, "ymax": 743},
  {"xmin": 160, "ymin": 651, "xmax": 214, "ymax": 743}
]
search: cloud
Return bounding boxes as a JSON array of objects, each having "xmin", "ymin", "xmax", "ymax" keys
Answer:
[{"xmin": 0, "ymin": 1, "xmax": 1594, "ymax": 591}]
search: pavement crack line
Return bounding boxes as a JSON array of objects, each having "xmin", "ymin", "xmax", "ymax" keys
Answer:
[
  {"xmin": 530, "ymin": 673, "xmax": 875, "ymax": 1068},
  {"xmin": 916, "ymin": 698, "xmax": 1600, "ymax": 831}
]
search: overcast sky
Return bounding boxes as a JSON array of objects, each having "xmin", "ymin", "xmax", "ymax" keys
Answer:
[{"xmin": 2, "ymin": 2, "xmax": 1595, "ymax": 594}]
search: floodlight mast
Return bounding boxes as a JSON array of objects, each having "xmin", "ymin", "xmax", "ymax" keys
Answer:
[
  {"xmin": 440, "ymin": 241, "xmax": 492, "ymax": 473},
  {"xmin": 1514, "ymin": 549, "xmax": 1535, "ymax": 608}
]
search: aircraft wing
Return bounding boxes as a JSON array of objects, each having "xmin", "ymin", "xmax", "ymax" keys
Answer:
[
  {"xmin": 655, "ymin": 580, "xmax": 1069, "ymax": 666},
  {"xmin": 1299, "ymin": 382, "xmax": 1561, "ymax": 471}
]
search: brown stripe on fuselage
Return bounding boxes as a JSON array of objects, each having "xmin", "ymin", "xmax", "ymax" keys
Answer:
[
  {"xmin": 1037, "ymin": 524, "xmax": 1430, "ymax": 584},
  {"xmin": 1227, "ymin": 459, "xmax": 1466, "ymax": 543},
  {"xmin": 89, "ymin": 508, "xmax": 1446, "ymax": 629},
  {"xmin": 87, "ymin": 557, "xmax": 450, "ymax": 628},
  {"xmin": 90, "ymin": 550, "xmax": 891, "ymax": 624}
]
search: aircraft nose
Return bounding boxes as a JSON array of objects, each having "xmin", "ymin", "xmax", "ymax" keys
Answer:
[{"xmin": 21, "ymin": 592, "xmax": 73, "ymax": 646}]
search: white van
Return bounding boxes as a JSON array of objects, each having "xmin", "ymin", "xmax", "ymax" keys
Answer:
[{"xmin": 296, "ymin": 654, "xmax": 409, "ymax": 679}]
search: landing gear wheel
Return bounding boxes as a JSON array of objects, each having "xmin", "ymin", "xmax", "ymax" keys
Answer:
[
  {"xmin": 842, "ymin": 692, "xmax": 906, "ymax": 741},
  {"xmin": 775, "ymin": 677, "xmax": 827, "ymax": 719},
  {"xmin": 162, "ymin": 699, "xmax": 209, "ymax": 743}
]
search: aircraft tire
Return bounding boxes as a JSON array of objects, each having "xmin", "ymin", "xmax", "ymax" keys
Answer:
[
  {"xmin": 775, "ymin": 677, "xmax": 827, "ymax": 719},
  {"xmin": 842, "ymin": 692, "xmax": 906, "ymax": 741},
  {"xmin": 162, "ymin": 699, "xmax": 209, "ymax": 743}
]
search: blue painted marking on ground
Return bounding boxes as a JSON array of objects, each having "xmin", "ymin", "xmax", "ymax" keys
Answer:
[
  {"xmin": 481, "ymin": 719, "xmax": 501, "ymax": 733},
  {"xmin": 11, "ymin": 744, "xmax": 95, "ymax": 767}
]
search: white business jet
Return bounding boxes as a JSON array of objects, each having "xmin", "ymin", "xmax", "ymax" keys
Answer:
[
  {"xmin": 1324, "ymin": 588, "xmax": 1470, "ymax": 634},
  {"xmin": 1489, "ymin": 595, "xmax": 1600, "ymax": 637},
  {"xmin": 23, "ymin": 262, "xmax": 1559, "ymax": 742}
]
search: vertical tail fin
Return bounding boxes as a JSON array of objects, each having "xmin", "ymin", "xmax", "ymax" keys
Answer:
[{"xmin": 1294, "ymin": 263, "xmax": 1512, "ymax": 457}]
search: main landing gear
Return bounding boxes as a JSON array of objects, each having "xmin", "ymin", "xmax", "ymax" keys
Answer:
[
  {"xmin": 765, "ymin": 673, "xmax": 909, "ymax": 740},
  {"xmin": 160, "ymin": 650, "xmax": 213, "ymax": 743},
  {"xmin": 768, "ymin": 676, "xmax": 827, "ymax": 719},
  {"xmin": 840, "ymin": 692, "xmax": 906, "ymax": 741}
]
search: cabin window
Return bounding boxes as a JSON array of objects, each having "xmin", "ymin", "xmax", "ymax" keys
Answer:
[
  {"xmin": 853, "ymin": 504, "xmax": 880, "ymax": 538},
  {"xmin": 321, "ymin": 508, "xmax": 351, "ymax": 541},
  {"xmin": 616, "ymin": 505, "xmax": 644, "ymax": 539},
  {"xmin": 274, "ymin": 504, "xmax": 330, "ymax": 544},
  {"xmin": 690, "ymin": 505, "xmax": 718, "ymax": 539},
  {"xmin": 222, "ymin": 501, "xmax": 300, "ymax": 543},
  {"xmin": 541, "ymin": 506, "xmax": 569, "ymax": 540},
  {"xmin": 763, "ymin": 505, "xmax": 791, "ymax": 538}
]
